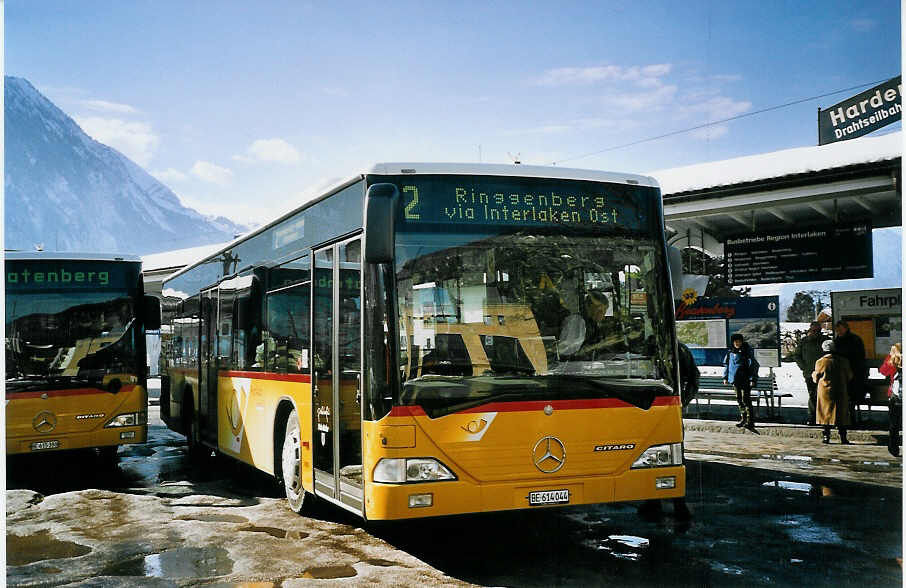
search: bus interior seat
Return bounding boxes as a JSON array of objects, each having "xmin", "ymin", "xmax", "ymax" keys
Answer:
[{"xmin": 556, "ymin": 314, "xmax": 586, "ymax": 357}]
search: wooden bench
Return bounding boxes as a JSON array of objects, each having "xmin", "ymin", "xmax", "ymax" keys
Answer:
[
  {"xmin": 851, "ymin": 378, "xmax": 892, "ymax": 422},
  {"xmin": 691, "ymin": 372, "xmax": 791, "ymax": 419}
]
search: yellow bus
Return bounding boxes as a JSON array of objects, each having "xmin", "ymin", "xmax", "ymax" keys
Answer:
[
  {"xmin": 160, "ymin": 163, "xmax": 685, "ymax": 519},
  {"xmin": 5, "ymin": 252, "xmax": 160, "ymax": 463}
]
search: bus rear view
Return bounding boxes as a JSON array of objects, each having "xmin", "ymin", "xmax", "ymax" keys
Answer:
[{"xmin": 5, "ymin": 252, "xmax": 159, "ymax": 462}]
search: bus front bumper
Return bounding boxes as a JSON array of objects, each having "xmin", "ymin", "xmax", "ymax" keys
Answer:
[
  {"xmin": 365, "ymin": 464, "xmax": 685, "ymax": 520},
  {"xmin": 7, "ymin": 427, "xmax": 147, "ymax": 456}
]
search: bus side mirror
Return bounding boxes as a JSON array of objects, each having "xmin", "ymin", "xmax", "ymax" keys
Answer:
[
  {"xmin": 364, "ymin": 183, "xmax": 400, "ymax": 263},
  {"xmin": 144, "ymin": 295, "xmax": 162, "ymax": 330}
]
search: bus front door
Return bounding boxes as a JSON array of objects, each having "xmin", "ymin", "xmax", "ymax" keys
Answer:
[
  {"xmin": 312, "ymin": 238, "xmax": 363, "ymax": 512},
  {"xmin": 199, "ymin": 289, "xmax": 219, "ymax": 446}
]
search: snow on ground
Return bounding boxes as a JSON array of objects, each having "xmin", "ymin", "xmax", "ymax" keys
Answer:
[{"xmin": 700, "ymin": 362, "xmax": 809, "ymax": 406}]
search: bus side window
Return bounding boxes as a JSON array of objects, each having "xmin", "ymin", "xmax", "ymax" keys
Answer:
[
  {"xmin": 232, "ymin": 286, "xmax": 262, "ymax": 371},
  {"xmin": 266, "ymin": 283, "xmax": 310, "ymax": 374},
  {"xmin": 175, "ymin": 295, "xmax": 200, "ymax": 370}
]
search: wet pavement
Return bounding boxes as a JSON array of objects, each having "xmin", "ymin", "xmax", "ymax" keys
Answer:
[
  {"xmin": 5, "ymin": 404, "xmax": 902, "ymax": 587},
  {"xmin": 5, "ymin": 416, "xmax": 471, "ymax": 587},
  {"xmin": 683, "ymin": 418, "xmax": 902, "ymax": 488},
  {"xmin": 372, "ymin": 456, "xmax": 902, "ymax": 587}
]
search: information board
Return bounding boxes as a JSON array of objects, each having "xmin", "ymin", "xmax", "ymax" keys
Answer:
[
  {"xmin": 725, "ymin": 223, "xmax": 872, "ymax": 285},
  {"xmin": 675, "ymin": 296, "xmax": 781, "ymax": 367}
]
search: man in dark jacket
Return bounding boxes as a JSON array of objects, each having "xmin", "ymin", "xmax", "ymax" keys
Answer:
[
  {"xmin": 678, "ymin": 342, "xmax": 700, "ymax": 407},
  {"xmin": 791, "ymin": 322, "xmax": 829, "ymax": 425},
  {"xmin": 834, "ymin": 320, "xmax": 867, "ymax": 419},
  {"xmin": 723, "ymin": 333, "xmax": 760, "ymax": 431}
]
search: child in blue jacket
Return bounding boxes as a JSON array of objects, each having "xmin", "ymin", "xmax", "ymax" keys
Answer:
[{"xmin": 723, "ymin": 333, "xmax": 760, "ymax": 431}]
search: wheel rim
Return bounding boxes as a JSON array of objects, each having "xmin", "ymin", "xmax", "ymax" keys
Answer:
[{"xmin": 282, "ymin": 425, "xmax": 302, "ymax": 499}]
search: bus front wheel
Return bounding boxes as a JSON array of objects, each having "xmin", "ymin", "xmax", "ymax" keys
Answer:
[
  {"xmin": 281, "ymin": 409, "xmax": 307, "ymax": 513},
  {"xmin": 97, "ymin": 445, "xmax": 119, "ymax": 469}
]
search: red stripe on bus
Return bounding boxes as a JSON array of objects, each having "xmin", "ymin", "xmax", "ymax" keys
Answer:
[
  {"xmin": 389, "ymin": 406, "xmax": 428, "ymax": 417},
  {"xmin": 388, "ymin": 395, "xmax": 679, "ymax": 417},
  {"xmin": 9, "ymin": 385, "xmax": 137, "ymax": 400},
  {"xmin": 221, "ymin": 370, "xmax": 312, "ymax": 384}
]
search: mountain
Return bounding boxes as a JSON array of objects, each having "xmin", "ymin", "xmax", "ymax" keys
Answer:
[{"xmin": 4, "ymin": 76, "xmax": 248, "ymax": 255}]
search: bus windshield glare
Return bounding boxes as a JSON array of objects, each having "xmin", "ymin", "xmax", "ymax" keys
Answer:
[
  {"xmin": 390, "ymin": 174, "xmax": 677, "ymax": 418},
  {"xmin": 5, "ymin": 263, "xmax": 139, "ymax": 390}
]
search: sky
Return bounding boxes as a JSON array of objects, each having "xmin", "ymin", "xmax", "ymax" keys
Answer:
[{"xmin": 5, "ymin": 1, "xmax": 902, "ymax": 226}]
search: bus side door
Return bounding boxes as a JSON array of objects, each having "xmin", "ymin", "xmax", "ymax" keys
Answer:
[{"xmin": 312, "ymin": 237, "xmax": 363, "ymax": 512}]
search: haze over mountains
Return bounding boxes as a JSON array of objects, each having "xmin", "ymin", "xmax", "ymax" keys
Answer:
[
  {"xmin": 3, "ymin": 76, "xmax": 900, "ymax": 307},
  {"xmin": 4, "ymin": 76, "xmax": 248, "ymax": 255}
]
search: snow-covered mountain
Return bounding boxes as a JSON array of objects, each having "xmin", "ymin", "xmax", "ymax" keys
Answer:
[{"xmin": 4, "ymin": 76, "xmax": 248, "ymax": 254}]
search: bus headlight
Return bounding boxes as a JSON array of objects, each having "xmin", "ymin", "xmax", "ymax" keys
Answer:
[
  {"xmin": 373, "ymin": 458, "xmax": 456, "ymax": 483},
  {"xmin": 631, "ymin": 443, "xmax": 683, "ymax": 469},
  {"xmin": 104, "ymin": 411, "xmax": 147, "ymax": 428}
]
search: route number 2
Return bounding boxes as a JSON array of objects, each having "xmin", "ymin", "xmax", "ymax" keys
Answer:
[{"xmin": 403, "ymin": 185, "xmax": 420, "ymax": 220}]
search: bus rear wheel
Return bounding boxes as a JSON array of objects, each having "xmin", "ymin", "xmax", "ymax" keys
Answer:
[{"xmin": 281, "ymin": 409, "xmax": 307, "ymax": 513}]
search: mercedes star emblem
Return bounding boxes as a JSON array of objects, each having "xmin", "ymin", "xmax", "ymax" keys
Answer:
[
  {"xmin": 532, "ymin": 435, "xmax": 566, "ymax": 473},
  {"xmin": 33, "ymin": 411, "xmax": 57, "ymax": 433}
]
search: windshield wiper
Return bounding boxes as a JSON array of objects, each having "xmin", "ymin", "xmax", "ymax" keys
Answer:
[
  {"xmin": 541, "ymin": 374, "xmax": 666, "ymax": 410},
  {"xmin": 5, "ymin": 376, "xmax": 52, "ymax": 392},
  {"xmin": 484, "ymin": 363, "xmax": 535, "ymax": 377},
  {"xmin": 428, "ymin": 391, "xmax": 531, "ymax": 418},
  {"xmin": 5, "ymin": 374, "xmax": 104, "ymax": 393}
]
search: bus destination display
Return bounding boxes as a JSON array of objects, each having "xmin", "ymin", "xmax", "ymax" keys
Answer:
[
  {"xmin": 6, "ymin": 260, "xmax": 137, "ymax": 291},
  {"xmin": 385, "ymin": 175, "xmax": 654, "ymax": 231}
]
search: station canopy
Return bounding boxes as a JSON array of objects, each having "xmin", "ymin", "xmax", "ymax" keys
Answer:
[{"xmin": 650, "ymin": 131, "xmax": 901, "ymax": 255}]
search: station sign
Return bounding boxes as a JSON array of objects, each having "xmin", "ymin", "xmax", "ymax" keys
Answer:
[
  {"xmin": 818, "ymin": 76, "xmax": 902, "ymax": 145},
  {"xmin": 675, "ymin": 295, "xmax": 781, "ymax": 367},
  {"xmin": 725, "ymin": 223, "xmax": 872, "ymax": 286},
  {"xmin": 831, "ymin": 288, "xmax": 902, "ymax": 361}
]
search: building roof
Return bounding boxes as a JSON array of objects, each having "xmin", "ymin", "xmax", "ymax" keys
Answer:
[
  {"xmin": 650, "ymin": 131, "xmax": 901, "ymax": 196},
  {"xmin": 141, "ymin": 242, "xmax": 228, "ymax": 273},
  {"xmin": 654, "ymin": 131, "xmax": 902, "ymax": 249}
]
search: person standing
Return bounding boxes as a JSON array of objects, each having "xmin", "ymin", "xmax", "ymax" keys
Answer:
[
  {"xmin": 879, "ymin": 343, "xmax": 902, "ymax": 457},
  {"xmin": 833, "ymin": 320, "xmax": 867, "ymax": 419},
  {"xmin": 678, "ymin": 341, "xmax": 700, "ymax": 408},
  {"xmin": 723, "ymin": 333, "xmax": 760, "ymax": 432},
  {"xmin": 812, "ymin": 340, "xmax": 853, "ymax": 444},
  {"xmin": 791, "ymin": 322, "xmax": 829, "ymax": 425}
]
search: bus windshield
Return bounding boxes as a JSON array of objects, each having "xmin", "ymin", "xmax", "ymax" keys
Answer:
[
  {"xmin": 6, "ymin": 291, "xmax": 137, "ymax": 390},
  {"xmin": 395, "ymin": 231, "xmax": 677, "ymax": 417}
]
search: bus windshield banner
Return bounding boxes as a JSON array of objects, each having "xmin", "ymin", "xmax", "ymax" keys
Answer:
[{"xmin": 380, "ymin": 175, "xmax": 657, "ymax": 232}]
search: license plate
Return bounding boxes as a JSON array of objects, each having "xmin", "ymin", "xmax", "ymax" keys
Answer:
[
  {"xmin": 529, "ymin": 489, "xmax": 570, "ymax": 506},
  {"xmin": 31, "ymin": 440, "xmax": 60, "ymax": 451}
]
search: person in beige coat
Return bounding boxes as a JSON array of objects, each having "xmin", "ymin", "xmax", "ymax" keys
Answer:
[{"xmin": 812, "ymin": 339, "xmax": 853, "ymax": 444}]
